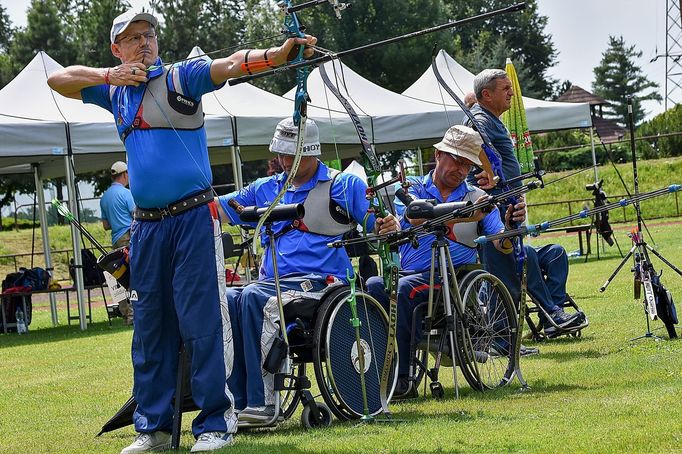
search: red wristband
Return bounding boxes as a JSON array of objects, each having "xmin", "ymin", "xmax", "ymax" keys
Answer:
[{"xmin": 104, "ymin": 68, "xmax": 111, "ymax": 85}]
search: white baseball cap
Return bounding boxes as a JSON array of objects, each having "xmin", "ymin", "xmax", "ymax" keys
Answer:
[
  {"xmin": 433, "ymin": 125, "xmax": 483, "ymax": 166},
  {"xmin": 110, "ymin": 9, "xmax": 159, "ymax": 44},
  {"xmin": 269, "ymin": 118, "xmax": 321, "ymax": 156},
  {"xmin": 111, "ymin": 161, "xmax": 128, "ymax": 175}
]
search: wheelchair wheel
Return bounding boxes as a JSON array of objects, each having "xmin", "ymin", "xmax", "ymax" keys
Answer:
[
  {"xmin": 457, "ymin": 272, "xmax": 516, "ymax": 390},
  {"xmin": 279, "ymin": 360, "xmax": 306, "ymax": 420},
  {"xmin": 300, "ymin": 402, "xmax": 333, "ymax": 430},
  {"xmin": 456, "ymin": 268, "xmax": 487, "ymax": 294},
  {"xmin": 313, "ymin": 287, "xmax": 397, "ymax": 420}
]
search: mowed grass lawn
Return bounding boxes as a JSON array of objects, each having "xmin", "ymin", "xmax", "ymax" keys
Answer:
[{"xmin": 1, "ymin": 225, "xmax": 682, "ymax": 452}]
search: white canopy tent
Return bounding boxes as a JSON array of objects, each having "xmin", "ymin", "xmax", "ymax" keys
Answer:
[
  {"xmin": 0, "ymin": 52, "xmax": 128, "ymax": 330},
  {"xmin": 0, "ymin": 52, "xmax": 230, "ymax": 330},
  {"xmin": 0, "ymin": 54, "xmax": 235, "ymax": 176},
  {"xmin": 188, "ymin": 47, "xmax": 369, "ymax": 174},
  {"xmin": 402, "ymin": 50, "xmax": 593, "ymax": 132},
  {"xmin": 284, "ymin": 59, "xmax": 456, "ymax": 152}
]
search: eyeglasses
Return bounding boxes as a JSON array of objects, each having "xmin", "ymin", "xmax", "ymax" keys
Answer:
[{"xmin": 116, "ymin": 30, "xmax": 157, "ymax": 46}]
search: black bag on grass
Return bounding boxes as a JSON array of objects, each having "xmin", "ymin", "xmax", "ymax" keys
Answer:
[{"xmin": 1, "ymin": 272, "xmax": 33, "ymax": 331}]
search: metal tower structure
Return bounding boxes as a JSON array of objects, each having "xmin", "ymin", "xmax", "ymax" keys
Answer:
[{"xmin": 664, "ymin": 0, "xmax": 682, "ymax": 110}]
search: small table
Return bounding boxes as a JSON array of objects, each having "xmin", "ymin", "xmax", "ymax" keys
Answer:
[
  {"xmin": 0, "ymin": 284, "xmax": 111, "ymax": 333},
  {"xmin": 543, "ymin": 224, "xmax": 592, "ymax": 258}
]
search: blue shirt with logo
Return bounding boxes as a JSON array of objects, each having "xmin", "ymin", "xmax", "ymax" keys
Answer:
[
  {"xmin": 219, "ymin": 162, "xmax": 374, "ymax": 280},
  {"xmin": 81, "ymin": 57, "xmax": 224, "ymax": 208},
  {"xmin": 100, "ymin": 182, "xmax": 135, "ymax": 245},
  {"xmin": 397, "ymin": 172, "xmax": 504, "ymax": 273}
]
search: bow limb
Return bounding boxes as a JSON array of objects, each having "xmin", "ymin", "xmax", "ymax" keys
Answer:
[
  {"xmin": 319, "ymin": 60, "xmax": 399, "ymax": 417},
  {"xmin": 477, "ymin": 149, "xmax": 498, "ymax": 190}
]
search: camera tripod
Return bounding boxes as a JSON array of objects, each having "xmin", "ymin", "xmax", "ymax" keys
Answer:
[
  {"xmin": 599, "ymin": 97, "xmax": 680, "ymax": 340},
  {"xmin": 584, "ymin": 179, "xmax": 623, "ymax": 260}
]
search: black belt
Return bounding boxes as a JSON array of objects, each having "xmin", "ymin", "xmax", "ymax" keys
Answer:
[{"xmin": 134, "ymin": 188, "xmax": 213, "ymax": 221}]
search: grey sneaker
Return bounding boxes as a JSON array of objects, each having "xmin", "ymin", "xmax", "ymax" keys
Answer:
[
  {"xmin": 238, "ymin": 405, "xmax": 276, "ymax": 422},
  {"xmin": 120, "ymin": 432, "xmax": 171, "ymax": 454},
  {"xmin": 550, "ymin": 309, "xmax": 582, "ymax": 329},
  {"xmin": 191, "ymin": 432, "xmax": 234, "ymax": 452}
]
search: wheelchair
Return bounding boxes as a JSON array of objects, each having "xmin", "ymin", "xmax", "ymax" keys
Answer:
[
  {"xmin": 238, "ymin": 281, "xmax": 398, "ymax": 430},
  {"xmin": 524, "ymin": 293, "xmax": 589, "ymax": 341},
  {"xmin": 402, "ymin": 265, "xmax": 519, "ymax": 398}
]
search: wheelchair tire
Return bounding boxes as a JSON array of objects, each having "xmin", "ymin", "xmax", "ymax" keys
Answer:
[
  {"xmin": 313, "ymin": 287, "xmax": 397, "ymax": 421},
  {"xmin": 300, "ymin": 402, "xmax": 333, "ymax": 430},
  {"xmin": 457, "ymin": 272, "xmax": 516, "ymax": 390}
]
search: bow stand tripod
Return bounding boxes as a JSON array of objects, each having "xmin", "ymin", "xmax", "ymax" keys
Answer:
[{"xmin": 599, "ymin": 98, "xmax": 680, "ymax": 340}]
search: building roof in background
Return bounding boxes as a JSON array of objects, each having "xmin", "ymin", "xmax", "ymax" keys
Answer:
[{"xmin": 557, "ymin": 85, "xmax": 610, "ymax": 106}]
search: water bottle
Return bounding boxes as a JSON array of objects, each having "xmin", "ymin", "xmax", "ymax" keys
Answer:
[{"xmin": 15, "ymin": 307, "xmax": 27, "ymax": 334}]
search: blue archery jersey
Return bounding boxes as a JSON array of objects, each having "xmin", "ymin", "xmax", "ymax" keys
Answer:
[
  {"xmin": 398, "ymin": 173, "xmax": 504, "ymax": 273},
  {"xmin": 219, "ymin": 162, "xmax": 374, "ymax": 280},
  {"xmin": 82, "ymin": 57, "xmax": 224, "ymax": 208},
  {"xmin": 100, "ymin": 182, "xmax": 135, "ymax": 245},
  {"xmin": 466, "ymin": 104, "xmax": 522, "ymax": 195}
]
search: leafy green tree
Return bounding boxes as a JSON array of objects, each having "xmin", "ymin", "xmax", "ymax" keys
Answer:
[
  {"xmin": 592, "ymin": 35, "xmax": 662, "ymax": 126},
  {"xmin": 69, "ymin": 0, "xmax": 131, "ymax": 67},
  {"xmin": 303, "ymin": 0, "xmax": 451, "ymax": 94},
  {"xmin": 447, "ymin": 0, "xmax": 557, "ymax": 99},
  {"xmin": 0, "ymin": 3, "xmax": 12, "ymax": 52},
  {"xmin": 151, "ymin": 0, "xmax": 281, "ymax": 91},
  {"xmin": 153, "ymin": 0, "xmax": 258, "ymax": 61},
  {"xmin": 10, "ymin": 0, "xmax": 77, "ymax": 67},
  {"xmin": 0, "ymin": 175, "xmax": 36, "ymax": 231},
  {"xmin": 0, "ymin": 4, "xmax": 16, "ymax": 88},
  {"xmin": 637, "ymin": 104, "xmax": 682, "ymax": 159},
  {"xmin": 552, "ymin": 80, "xmax": 572, "ymax": 101}
]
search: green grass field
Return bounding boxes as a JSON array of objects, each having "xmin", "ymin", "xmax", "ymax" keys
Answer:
[{"xmin": 1, "ymin": 217, "xmax": 681, "ymax": 453}]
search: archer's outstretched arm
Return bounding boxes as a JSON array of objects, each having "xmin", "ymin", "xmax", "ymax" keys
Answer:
[{"xmin": 210, "ymin": 35, "xmax": 317, "ymax": 85}]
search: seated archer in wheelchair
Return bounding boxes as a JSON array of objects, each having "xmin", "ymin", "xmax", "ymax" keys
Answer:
[
  {"xmin": 366, "ymin": 125, "xmax": 521, "ymax": 398},
  {"xmin": 216, "ymin": 118, "xmax": 399, "ymax": 424}
]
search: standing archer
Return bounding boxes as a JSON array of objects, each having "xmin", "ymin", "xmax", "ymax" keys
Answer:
[{"xmin": 47, "ymin": 8, "xmax": 317, "ymax": 453}]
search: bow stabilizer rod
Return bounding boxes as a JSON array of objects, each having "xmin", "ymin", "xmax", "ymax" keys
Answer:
[{"xmin": 475, "ymin": 185, "xmax": 682, "ymax": 244}]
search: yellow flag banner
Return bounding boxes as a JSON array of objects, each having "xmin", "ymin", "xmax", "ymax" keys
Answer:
[{"xmin": 501, "ymin": 58, "xmax": 534, "ymax": 174}]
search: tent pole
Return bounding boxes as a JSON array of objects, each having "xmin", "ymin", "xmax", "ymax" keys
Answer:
[
  {"xmin": 235, "ymin": 146, "xmax": 244, "ymax": 190},
  {"xmin": 230, "ymin": 146, "xmax": 240, "ymax": 191},
  {"xmin": 33, "ymin": 164, "xmax": 58, "ymax": 326},
  {"xmin": 417, "ymin": 146, "xmax": 424, "ymax": 176},
  {"xmin": 590, "ymin": 127, "xmax": 599, "ymax": 184},
  {"xmin": 64, "ymin": 140, "xmax": 86, "ymax": 330}
]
